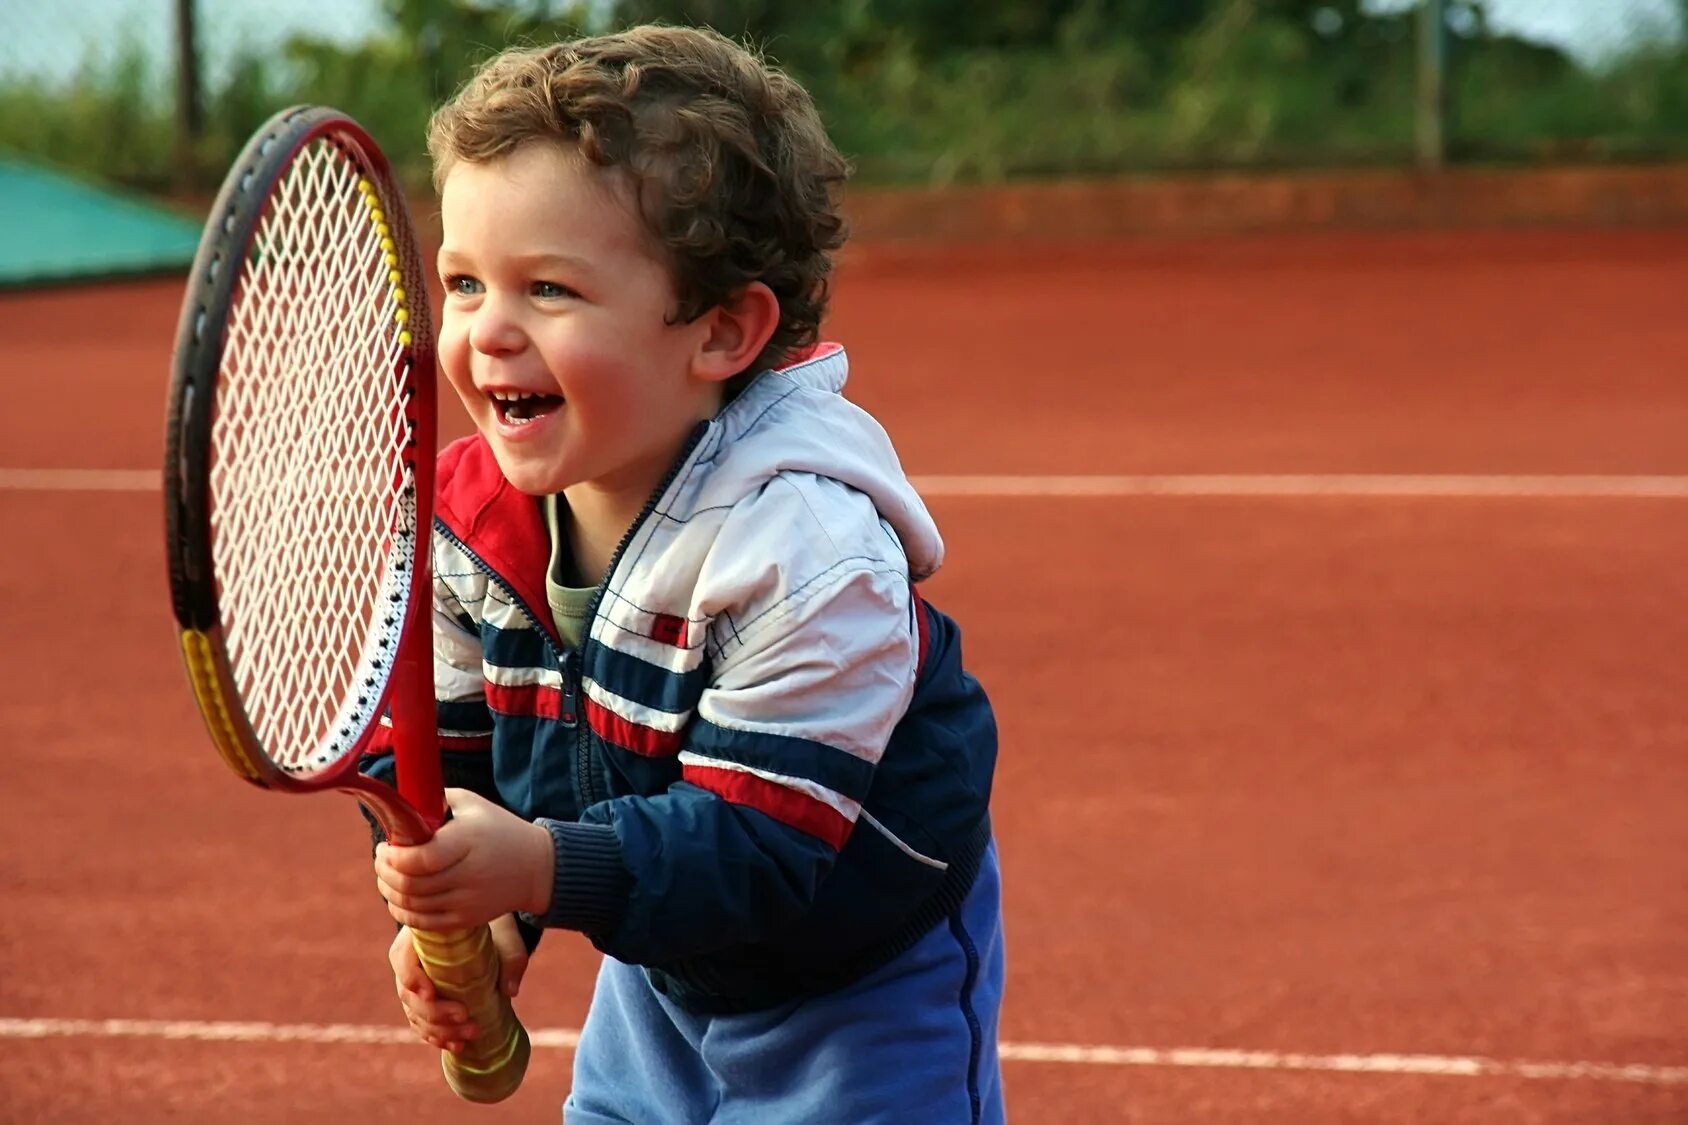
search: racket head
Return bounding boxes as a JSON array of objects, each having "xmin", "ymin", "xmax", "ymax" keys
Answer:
[{"xmin": 165, "ymin": 106, "xmax": 437, "ymax": 808}]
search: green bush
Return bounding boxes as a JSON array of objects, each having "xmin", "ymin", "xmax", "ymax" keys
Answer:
[
  {"xmin": 0, "ymin": 39, "xmax": 177, "ymax": 189},
  {"xmin": 1, "ymin": 0, "xmax": 1684, "ymax": 195}
]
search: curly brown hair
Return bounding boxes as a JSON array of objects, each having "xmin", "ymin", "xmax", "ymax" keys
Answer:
[{"xmin": 427, "ymin": 26, "xmax": 849, "ymax": 380}]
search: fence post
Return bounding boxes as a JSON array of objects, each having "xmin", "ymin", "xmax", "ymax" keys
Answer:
[
  {"xmin": 1416, "ymin": 0, "xmax": 1448, "ymax": 170},
  {"xmin": 174, "ymin": 0, "xmax": 203, "ymax": 190}
]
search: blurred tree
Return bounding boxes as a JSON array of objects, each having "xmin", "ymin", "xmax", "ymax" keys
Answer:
[
  {"xmin": 12, "ymin": 0, "xmax": 1669, "ymax": 193},
  {"xmin": 607, "ymin": 0, "xmax": 1216, "ymax": 58},
  {"xmin": 262, "ymin": 0, "xmax": 592, "ymax": 181},
  {"xmin": 380, "ymin": 0, "xmax": 592, "ymax": 101}
]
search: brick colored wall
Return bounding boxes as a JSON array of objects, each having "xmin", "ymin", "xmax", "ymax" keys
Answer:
[{"xmin": 842, "ymin": 165, "xmax": 1688, "ymax": 243}]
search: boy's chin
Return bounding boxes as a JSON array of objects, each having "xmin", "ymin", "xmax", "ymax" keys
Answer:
[{"xmin": 486, "ymin": 445, "xmax": 571, "ymax": 497}]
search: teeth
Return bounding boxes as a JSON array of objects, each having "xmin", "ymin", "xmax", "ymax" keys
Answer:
[{"xmin": 490, "ymin": 387, "xmax": 561, "ymax": 428}]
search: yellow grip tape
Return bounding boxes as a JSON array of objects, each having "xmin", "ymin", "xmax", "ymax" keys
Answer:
[{"xmin": 410, "ymin": 924, "xmax": 531, "ymax": 1103}]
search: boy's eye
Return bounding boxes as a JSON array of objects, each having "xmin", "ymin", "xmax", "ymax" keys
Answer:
[
  {"xmin": 445, "ymin": 274, "xmax": 483, "ymax": 296},
  {"xmin": 532, "ymin": 281, "xmax": 578, "ymax": 300}
]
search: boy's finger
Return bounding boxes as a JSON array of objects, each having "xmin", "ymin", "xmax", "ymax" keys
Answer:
[
  {"xmin": 490, "ymin": 917, "xmax": 530, "ymax": 998},
  {"xmin": 398, "ymin": 986, "xmax": 473, "ymax": 1025},
  {"xmin": 419, "ymin": 1026, "xmax": 467, "ymax": 1051},
  {"xmin": 377, "ymin": 837, "xmax": 468, "ymax": 877},
  {"xmin": 377, "ymin": 878, "xmax": 460, "ymax": 915},
  {"xmin": 386, "ymin": 902, "xmax": 469, "ymax": 933},
  {"xmin": 427, "ymin": 1003, "xmax": 474, "ymax": 1028},
  {"xmin": 376, "ymin": 863, "xmax": 465, "ymax": 904},
  {"xmin": 441, "ymin": 787, "xmax": 489, "ymax": 815},
  {"xmin": 388, "ymin": 937, "xmax": 434, "ymax": 999},
  {"xmin": 410, "ymin": 1011, "xmax": 476, "ymax": 1041},
  {"xmin": 419, "ymin": 1020, "xmax": 479, "ymax": 1043}
]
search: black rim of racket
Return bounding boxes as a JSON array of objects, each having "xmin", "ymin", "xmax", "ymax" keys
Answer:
[
  {"xmin": 162, "ymin": 105, "xmax": 433, "ymax": 785},
  {"xmin": 164, "ymin": 104, "xmax": 419, "ymax": 630},
  {"xmin": 167, "ymin": 105, "xmax": 306, "ymax": 630}
]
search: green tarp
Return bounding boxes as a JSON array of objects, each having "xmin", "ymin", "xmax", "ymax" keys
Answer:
[{"xmin": 0, "ymin": 158, "xmax": 202, "ymax": 287}]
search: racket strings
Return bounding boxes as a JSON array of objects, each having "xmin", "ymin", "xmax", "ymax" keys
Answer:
[{"xmin": 211, "ymin": 138, "xmax": 417, "ymax": 772}]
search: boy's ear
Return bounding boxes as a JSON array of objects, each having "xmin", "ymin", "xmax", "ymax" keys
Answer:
[{"xmin": 693, "ymin": 282, "xmax": 780, "ymax": 383}]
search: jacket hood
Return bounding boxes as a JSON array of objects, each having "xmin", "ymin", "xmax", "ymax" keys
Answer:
[{"xmin": 698, "ymin": 343, "xmax": 944, "ymax": 580}]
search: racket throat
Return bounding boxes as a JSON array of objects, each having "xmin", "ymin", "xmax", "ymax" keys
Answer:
[{"xmin": 390, "ymin": 648, "xmax": 446, "ymax": 830}]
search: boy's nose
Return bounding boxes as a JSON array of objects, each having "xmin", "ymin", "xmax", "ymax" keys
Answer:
[{"xmin": 467, "ymin": 299, "xmax": 526, "ymax": 356}]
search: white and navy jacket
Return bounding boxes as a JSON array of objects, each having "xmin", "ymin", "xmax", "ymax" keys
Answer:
[{"xmin": 366, "ymin": 345, "xmax": 997, "ymax": 1012}]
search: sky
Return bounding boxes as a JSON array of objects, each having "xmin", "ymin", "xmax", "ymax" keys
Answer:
[
  {"xmin": 3, "ymin": 0, "xmax": 1683, "ymax": 90},
  {"xmin": 1367, "ymin": 0, "xmax": 1684, "ymax": 62}
]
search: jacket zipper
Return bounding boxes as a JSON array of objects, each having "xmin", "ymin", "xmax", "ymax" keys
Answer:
[
  {"xmin": 433, "ymin": 422, "xmax": 710, "ymax": 812},
  {"xmin": 573, "ymin": 422, "xmax": 710, "ymax": 809},
  {"xmin": 432, "ymin": 519, "xmax": 571, "ymax": 724}
]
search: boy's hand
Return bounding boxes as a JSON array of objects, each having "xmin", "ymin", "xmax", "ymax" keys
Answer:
[
  {"xmin": 375, "ymin": 788, "xmax": 555, "ymax": 931},
  {"xmin": 390, "ymin": 916, "xmax": 530, "ymax": 1052}
]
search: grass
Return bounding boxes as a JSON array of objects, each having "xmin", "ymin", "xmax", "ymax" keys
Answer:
[{"xmin": 2, "ymin": 20, "xmax": 1685, "ymax": 198}]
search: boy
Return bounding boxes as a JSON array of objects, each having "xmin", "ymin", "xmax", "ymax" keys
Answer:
[{"xmin": 366, "ymin": 25, "xmax": 1004, "ymax": 1123}]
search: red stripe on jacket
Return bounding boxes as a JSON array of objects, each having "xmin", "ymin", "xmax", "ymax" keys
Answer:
[
  {"xmin": 683, "ymin": 763, "xmax": 853, "ymax": 850},
  {"xmin": 909, "ymin": 583, "xmax": 931, "ymax": 675},
  {"xmin": 485, "ymin": 681, "xmax": 568, "ymax": 721},
  {"xmin": 585, "ymin": 694, "xmax": 683, "ymax": 757}
]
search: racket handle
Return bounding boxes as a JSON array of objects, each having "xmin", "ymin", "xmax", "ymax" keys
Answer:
[{"xmin": 410, "ymin": 924, "xmax": 531, "ymax": 1103}]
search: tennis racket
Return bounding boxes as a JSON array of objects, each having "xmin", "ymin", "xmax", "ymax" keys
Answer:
[{"xmin": 163, "ymin": 105, "xmax": 529, "ymax": 1103}]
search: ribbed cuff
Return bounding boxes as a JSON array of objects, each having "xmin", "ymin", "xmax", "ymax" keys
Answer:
[{"xmin": 521, "ymin": 819, "xmax": 632, "ymax": 936}]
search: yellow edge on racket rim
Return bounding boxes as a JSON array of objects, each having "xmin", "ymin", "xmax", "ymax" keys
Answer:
[
  {"xmin": 179, "ymin": 628, "xmax": 264, "ymax": 784},
  {"xmin": 358, "ymin": 177, "xmax": 413, "ymax": 346}
]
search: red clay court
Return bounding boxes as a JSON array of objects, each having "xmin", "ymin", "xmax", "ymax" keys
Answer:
[{"xmin": 1, "ymin": 225, "xmax": 1685, "ymax": 1122}]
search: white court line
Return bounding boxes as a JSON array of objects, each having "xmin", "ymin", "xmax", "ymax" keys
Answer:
[
  {"xmin": 0, "ymin": 469, "xmax": 160, "ymax": 492},
  {"xmin": 5, "ymin": 469, "xmax": 1688, "ymax": 498},
  {"xmin": 911, "ymin": 474, "xmax": 1688, "ymax": 498},
  {"xmin": 1, "ymin": 1018, "xmax": 1684, "ymax": 1086}
]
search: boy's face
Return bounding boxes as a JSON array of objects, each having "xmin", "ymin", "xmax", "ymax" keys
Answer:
[{"xmin": 437, "ymin": 144, "xmax": 721, "ymax": 502}]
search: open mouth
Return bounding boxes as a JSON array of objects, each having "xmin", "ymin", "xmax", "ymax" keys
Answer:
[{"xmin": 490, "ymin": 390, "xmax": 564, "ymax": 427}]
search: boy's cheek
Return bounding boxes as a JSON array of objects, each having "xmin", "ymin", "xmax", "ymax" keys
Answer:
[
  {"xmin": 435, "ymin": 324, "xmax": 466, "ymax": 375},
  {"xmin": 444, "ymin": 372, "xmax": 481, "ymax": 416},
  {"xmin": 435, "ymin": 336, "xmax": 482, "ymax": 413}
]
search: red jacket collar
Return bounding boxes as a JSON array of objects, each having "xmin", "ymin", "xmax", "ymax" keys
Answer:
[{"xmin": 435, "ymin": 436, "xmax": 560, "ymax": 646}]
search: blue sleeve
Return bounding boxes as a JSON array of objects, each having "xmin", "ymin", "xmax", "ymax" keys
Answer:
[{"xmin": 529, "ymin": 560, "xmax": 916, "ymax": 965}]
